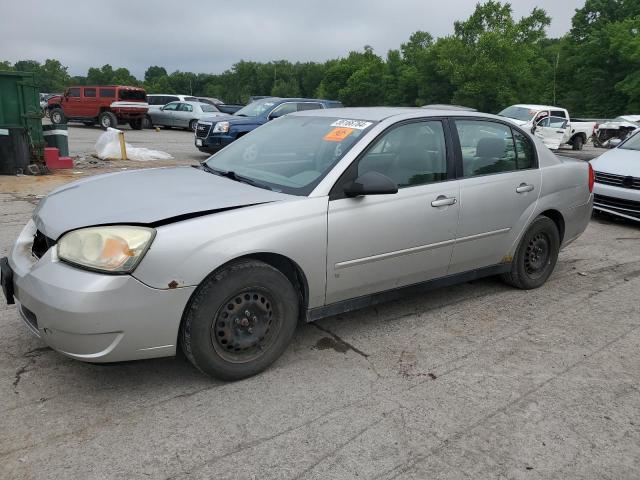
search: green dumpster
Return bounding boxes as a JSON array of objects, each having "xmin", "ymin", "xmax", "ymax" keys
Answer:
[
  {"xmin": 42, "ymin": 124, "xmax": 69, "ymax": 157},
  {"xmin": 0, "ymin": 71, "xmax": 45, "ymax": 164}
]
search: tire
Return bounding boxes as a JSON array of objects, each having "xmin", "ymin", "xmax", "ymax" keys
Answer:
[
  {"xmin": 50, "ymin": 108, "xmax": 66, "ymax": 125},
  {"xmin": 572, "ymin": 135, "xmax": 584, "ymax": 151},
  {"xmin": 181, "ymin": 259, "xmax": 299, "ymax": 381},
  {"xmin": 129, "ymin": 118, "xmax": 143, "ymax": 130},
  {"xmin": 98, "ymin": 111, "xmax": 118, "ymax": 130},
  {"xmin": 501, "ymin": 216, "xmax": 560, "ymax": 290},
  {"xmin": 142, "ymin": 115, "xmax": 153, "ymax": 129}
]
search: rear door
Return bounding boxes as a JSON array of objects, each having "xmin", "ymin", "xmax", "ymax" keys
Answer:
[
  {"xmin": 326, "ymin": 119, "xmax": 460, "ymax": 304},
  {"xmin": 176, "ymin": 102, "xmax": 194, "ymax": 127},
  {"xmin": 448, "ymin": 119, "xmax": 540, "ymax": 274},
  {"xmin": 81, "ymin": 87, "xmax": 98, "ymax": 118}
]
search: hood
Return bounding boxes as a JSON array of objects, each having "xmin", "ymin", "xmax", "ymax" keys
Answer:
[
  {"xmin": 590, "ymin": 148, "xmax": 640, "ymax": 177},
  {"xmin": 34, "ymin": 167, "xmax": 291, "ymax": 239},
  {"xmin": 598, "ymin": 120, "xmax": 639, "ymax": 130},
  {"xmin": 47, "ymin": 95, "xmax": 62, "ymax": 105},
  {"xmin": 200, "ymin": 114, "xmax": 262, "ymax": 126}
]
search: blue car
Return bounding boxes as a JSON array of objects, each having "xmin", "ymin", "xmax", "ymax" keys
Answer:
[{"xmin": 194, "ymin": 97, "xmax": 343, "ymax": 153}]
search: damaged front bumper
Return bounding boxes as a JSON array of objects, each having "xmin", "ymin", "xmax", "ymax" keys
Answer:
[{"xmin": 6, "ymin": 220, "xmax": 195, "ymax": 362}]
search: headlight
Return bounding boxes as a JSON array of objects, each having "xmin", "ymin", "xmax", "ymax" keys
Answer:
[
  {"xmin": 57, "ymin": 226, "xmax": 155, "ymax": 273},
  {"xmin": 212, "ymin": 121, "xmax": 230, "ymax": 133}
]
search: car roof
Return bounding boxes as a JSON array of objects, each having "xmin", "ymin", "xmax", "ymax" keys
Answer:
[
  {"xmin": 259, "ymin": 97, "xmax": 341, "ymax": 104},
  {"xmin": 291, "ymin": 106, "xmax": 505, "ymax": 122},
  {"xmin": 509, "ymin": 104, "xmax": 565, "ymax": 111}
]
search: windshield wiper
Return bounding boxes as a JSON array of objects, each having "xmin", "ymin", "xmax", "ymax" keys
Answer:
[{"xmin": 199, "ymin": 164, "xmax": 272, "ymax": 190}]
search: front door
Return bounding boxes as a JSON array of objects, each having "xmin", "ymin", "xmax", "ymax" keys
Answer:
[
  {"xmin": 534, "ymin": 116, "xmax": 570, "ymax": 150},
  {"xmin": 62, "ymin": 87, "xmax": 82, "ymax": 117},
  {"xmin": 157, "ymin": 102, "xmax": 179, "ymax": 126},
  {"xmin": 449, "ymin": 119, "xmax": 541, "ymax": 273},
  {"xmin": 326, "ymin": 119, "xmax": 460, "ymax": 304}
]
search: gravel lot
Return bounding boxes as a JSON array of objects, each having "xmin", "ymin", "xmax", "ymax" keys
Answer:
[{"xmin": 0, "ymin": 125, "xmax": 638, "ymax": 479}]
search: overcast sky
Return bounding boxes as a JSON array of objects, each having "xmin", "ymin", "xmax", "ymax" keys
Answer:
[{"xmin": 1, "ymin": 0, "xmax": 585, "ymax": 78}]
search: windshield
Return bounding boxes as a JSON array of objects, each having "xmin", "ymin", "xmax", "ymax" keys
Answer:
[
  {"xmin": 119, "ymin": 89, "xmax": 146, "ymax": 101},
  {"xmin": 234, "ymin": 98, "xmax": 278, "ymax": 117},
  {"xmin": 201, "ymin": 104, "xmax": 219, "ymax": 113},
  {"xmin": 205, "ymin": 116, "xmax": 376, "ymax": 195},
  {"xmin": 498, "ymin": 106, "xmax": 537, "ymax": 122},
  {"xmin": 620, "ymin": 131, "xmax": 640, "ymax": 151}
]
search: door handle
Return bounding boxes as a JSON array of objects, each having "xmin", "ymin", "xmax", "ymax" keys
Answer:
[
  {"xmin": 516, "ymin": 183, "xmax": 534, "ymax": 193},
  {"xmin": 431, "ymin": 196, "xmax": 457, "ymax": 207},
  {"xmin": 556, "ymin": 130, "xmax": 565, "ymax": 134}
]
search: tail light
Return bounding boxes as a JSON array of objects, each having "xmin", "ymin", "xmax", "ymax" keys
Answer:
[{"xmin": 588, "ymin": 162, "xmax": 594, "ymax": 193}]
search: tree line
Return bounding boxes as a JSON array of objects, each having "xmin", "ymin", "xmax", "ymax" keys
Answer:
[{"xmin": 1, "ymin": 0, "xmax": 638, "ymax": 117}]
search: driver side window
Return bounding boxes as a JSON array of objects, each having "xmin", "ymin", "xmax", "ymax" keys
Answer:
[
  {"xmin": 163, "ymin": 102, "xmax": 179, "ymax": 111},
  {"xmin": 357, "ymin": 121, "xmax": 448, "ymax": 188}
]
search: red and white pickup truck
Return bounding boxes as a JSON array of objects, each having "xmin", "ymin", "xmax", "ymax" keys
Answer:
[
  {"xmin": 498, "ymin": 104, "xmax": 597, "ymax": 151},
  {"xmin": 47, "ymin": 86, "xmax": 148, "ymax": 130}
]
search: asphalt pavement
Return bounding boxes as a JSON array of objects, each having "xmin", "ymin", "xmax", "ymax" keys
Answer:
[{"xmin": 0, "ymin": 125, "xmax": 638, "ymax": 480}]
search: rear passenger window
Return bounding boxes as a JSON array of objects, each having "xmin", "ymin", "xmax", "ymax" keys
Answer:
[
  {"xmin": 358, "ymin": 121, "xmax": 448, "ymax": 187},
  {"xmin": 99, "ymin": 88, "xmax": 115, "ymax": 98},
  {"xmin": 178, "ymin": 103, "xmax": 193, "ymax": 112},
  {"xmin": 84, "ymin": 88, "xmax": 96, "ymax": 97},
  {"xmin": 297, "ymin": 103, "xmax": 322, "ymax": 112},
  {"xmin": 455, "ymin": 121, "xmax": 518, "ymax": 177},
  {"xmin": 513, "ymin": 131, "xmax": 535, "ymax": 169}
]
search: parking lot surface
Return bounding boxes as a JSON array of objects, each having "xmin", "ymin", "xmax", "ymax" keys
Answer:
[{"xmin": 1, "ymin": 127, "xmax": 638, "ymax": 480}]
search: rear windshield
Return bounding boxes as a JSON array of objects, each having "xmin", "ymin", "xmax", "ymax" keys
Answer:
[
  {"xmin": 201, "ymin": 104, "xmax": 219, "ymax": 113},
  {"xmin": 119, "ymin": 90, "xmax": 146, "ymax": 101},
  {"xmin": 498, "ymin": 106, "xmax": 537, "ymax": 122}
]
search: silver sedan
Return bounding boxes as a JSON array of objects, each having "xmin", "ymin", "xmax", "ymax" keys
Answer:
[
  {"xmin": 148, "ymin": 100, "xmax": 225, "ymax": 131},
  {"xmin": 1, "ymin": 108, "xmax": 594, "ymax": 380}
]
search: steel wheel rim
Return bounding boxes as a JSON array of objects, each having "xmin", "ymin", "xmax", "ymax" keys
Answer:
[
  {"xmin": 210, "ymin": 288, "xmax": 280, "ymax": 363},
  {"xmin": 52, "ymin": 112, "xmax": 61, "ymax": 123},
  {"xmin": 524, "ymin": 232, "xmax": 550, "ymax": 279},
  {"xmin": 102, "ymin": 117, "xmax": 110, "ymax": 128}
]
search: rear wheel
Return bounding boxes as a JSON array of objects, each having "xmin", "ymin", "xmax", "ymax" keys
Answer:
[
  {"xmin": 50, "ymin": 108, "xmax": 66, "ymax": 125},
  {"xmin": 572, "ymin": 135, "xmax": 584, "ymax": 151},
  {"xmin": 99, "ymin": 111, "xmax": 118, "ymax": 129},
  {"xmin": 129, "ymin": 118, "xmax": 143, "ymax": 130},
  {"xmin": 181, "ymin": 259, "xmax": 299, "ymax": 381},
  {"xmin": 142, "ymin": 115, "xmax": 153, "ymax": 129},
  {"xmin": 501, "ymin": 216, "xmax": 560, "ymax": 290}
]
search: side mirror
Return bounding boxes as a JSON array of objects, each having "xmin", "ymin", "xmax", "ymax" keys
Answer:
[{"xmin": 344, "ymin": 171, "xmax": 398, "ymax": 197}]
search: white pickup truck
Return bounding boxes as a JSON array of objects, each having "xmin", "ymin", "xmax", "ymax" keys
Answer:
[{"xmin": 498, "ymin": 104, "xmax": 596, "ymax": 151}]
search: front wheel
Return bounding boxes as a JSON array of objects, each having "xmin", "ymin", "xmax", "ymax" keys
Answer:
[
  {"xmin": 50, "ymin": 108, "xmax": 66, "ymax": 125},
  {"xmin": 501, "ymin": 216, "xmax": 560, "ymax": 290},
  {"xmin": 189, "ymin": 119, "xmax": 198, "ymax": 131},
  {"xmin": 181, "ymin": 260, "xmax": 299, "ymax": 381}
]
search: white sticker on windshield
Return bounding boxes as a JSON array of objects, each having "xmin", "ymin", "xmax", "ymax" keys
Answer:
[{"xmin": 330, "ymin": 119, "xmax": 373, "ymax": 130}]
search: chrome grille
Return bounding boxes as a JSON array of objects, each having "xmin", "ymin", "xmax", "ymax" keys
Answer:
[
  {"xmin": 594, "ymin": 171, "xmax": 640, "ymax": 190},
  {"xmin": 196, "ymin": 122, "xmax": 212, "ymax": 138},
  {"xmin": 594, "ymin": 194, "xmax": 640, "ymax": 219}
]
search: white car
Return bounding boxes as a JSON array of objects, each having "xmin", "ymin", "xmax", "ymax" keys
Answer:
[
  {"xmin": 499, "ymin": 104, "xmax": 596, "ymax": 151},
  {"xmin": 591, "ymin": 130, "xmax": 640, "ymax": 222},
  {"xmin": 148, "ymin": 101, "xmax": 225, "ymax": 131}
]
